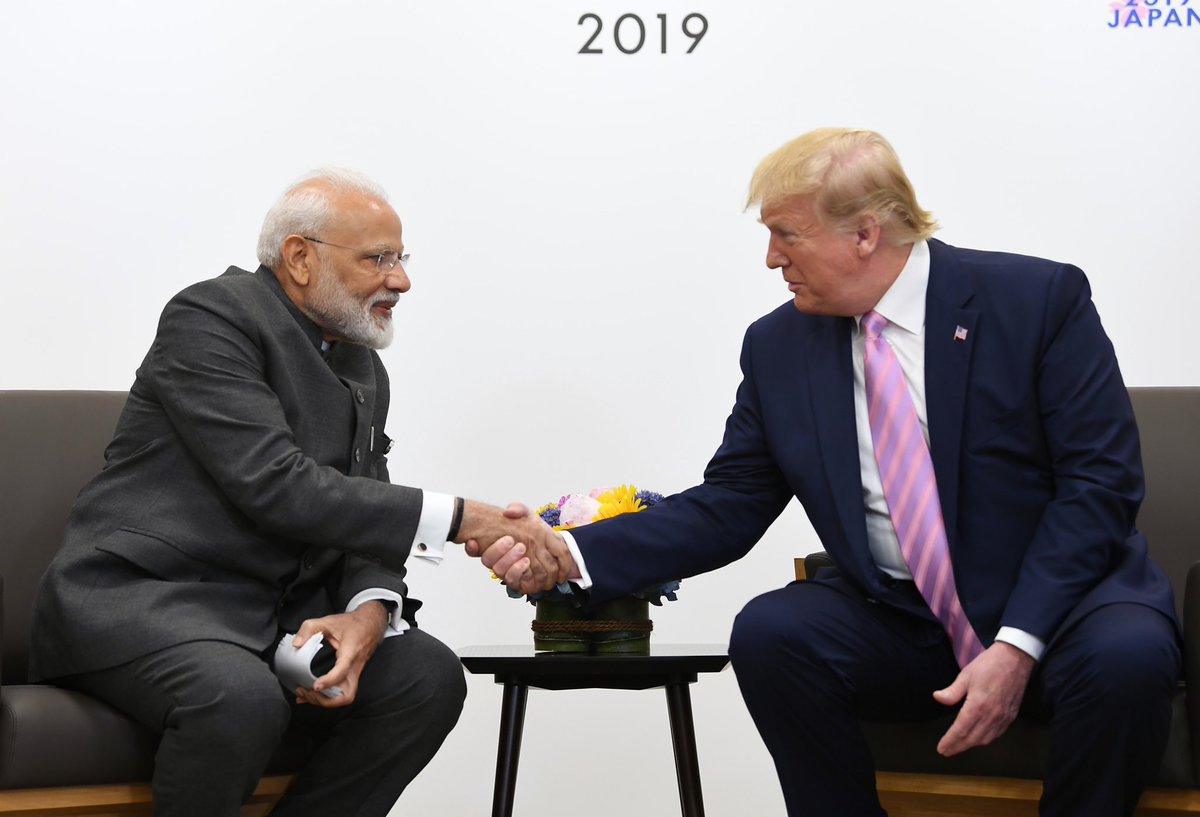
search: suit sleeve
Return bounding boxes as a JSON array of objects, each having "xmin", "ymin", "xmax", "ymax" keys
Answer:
[
  {"xmin": 999, "ymin": 264, "xmax": 1143, "ymax": 640},
  {"xmin": 145, "ymin": 284, "xmax": 422, "ymax": 573},
  {"xmin": 330, "ymin": 442, "xmax": 424, "ymax": 623},
  {"xmin": 575, "ymin": 327, "xmax": 794, "ymax": 604}
]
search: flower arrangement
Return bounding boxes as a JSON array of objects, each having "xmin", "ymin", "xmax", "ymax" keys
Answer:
[{"xmin": 502, "ymin": 484, "xmax": 681, "ymax": 604}]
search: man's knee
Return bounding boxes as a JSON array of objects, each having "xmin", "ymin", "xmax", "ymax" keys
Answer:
[
  {"xmin": 68, "ymin": 640, "xmax": 292, "ymax": 755},
  {"xmin": 369, "ymin": 630, "xmax": 467, "ymax": 733},
  {"xmin": 412, "ymin": 635, "xmax": 468, "ymax": 729},
  {"xmin": 730, "ymin": 588, "xmax": 813, "ymax": 676},
  {"xmin": 125, "ymin": 643, "xmax": 293, "ymax": 803},
  {"xmin": 1048, "ymin": 605, "xmax": 1181, "ymax": 708},
  {"xmin": 169, "ymin": 660, "xmax": 292, "ymax": 754}
]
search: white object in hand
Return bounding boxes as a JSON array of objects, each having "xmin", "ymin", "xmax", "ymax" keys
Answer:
[{"xmin": 273, "ymin": 632, "xmax": 344, "ymax": 699}]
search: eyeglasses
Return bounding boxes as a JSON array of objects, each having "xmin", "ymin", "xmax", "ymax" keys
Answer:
[{"xmin": 302, "ymin": 236, "xmax": 410, "ymax": 274}]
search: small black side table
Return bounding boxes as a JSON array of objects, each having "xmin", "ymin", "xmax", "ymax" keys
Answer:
[{"xmin": 458, "ymin": 644, "xmax": 730, "ymax": 817}]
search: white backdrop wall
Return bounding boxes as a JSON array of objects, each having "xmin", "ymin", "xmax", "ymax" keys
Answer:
[{"xmin": 2, "ymin": 2, "xmax": 1197, "ymax": 815}]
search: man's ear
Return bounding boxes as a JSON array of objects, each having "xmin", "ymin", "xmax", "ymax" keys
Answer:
[
  {"xmin": 854, "ymin": 214, "xmax": 882, "ymax": 258},
  {"xmin": 280, "ymin": 235, "xmax": 313, "ymax": 286}
]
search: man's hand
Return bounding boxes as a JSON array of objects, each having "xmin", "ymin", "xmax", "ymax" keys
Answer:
[
  {"xmin": 458, "ymin": 500, "xmax": 575, "ymax": 592},
  {"xmin": 290, "ymin": 601, "xmax": 389, "ymax": 708},
  {"xmin": 470, "ymin": 530, "xmax": 582, "ymax": 595},
  {"xmin": 933, "ymin": 641, "xmax": 1036, "ymax": 756}
]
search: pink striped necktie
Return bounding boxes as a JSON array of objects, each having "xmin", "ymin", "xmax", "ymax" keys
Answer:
[{"xmin": 862, "ymin": 310, "xmax": 984, "ymax": 668}]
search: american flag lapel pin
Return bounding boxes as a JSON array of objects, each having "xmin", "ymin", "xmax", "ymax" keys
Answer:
[{"xmin": 954, "ymin": 325, "xmax": 969, "ymax": 342}]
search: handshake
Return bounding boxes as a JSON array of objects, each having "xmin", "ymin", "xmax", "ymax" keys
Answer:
[{"xmin": 455, "ymin": 500, "xmax": 578, "ymax": 595}]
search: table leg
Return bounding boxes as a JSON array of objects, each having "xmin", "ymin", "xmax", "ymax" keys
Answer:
[
  {"xmin": 665, "ymin": 681, "xmax": 705, "ymax": 817},
  {"xmin": 492, "ymin": 682, "xmax": 529, "ymax": 817}
]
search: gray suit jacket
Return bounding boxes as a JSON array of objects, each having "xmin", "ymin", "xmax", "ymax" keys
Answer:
[{"xmin": 31, "ymin": 266, "xmax": 425, "ymax": 680}]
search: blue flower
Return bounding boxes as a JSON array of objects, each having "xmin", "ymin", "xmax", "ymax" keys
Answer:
[{"xmin": 635, "ymin": 490, "xmax": 664, "ymax": 507}]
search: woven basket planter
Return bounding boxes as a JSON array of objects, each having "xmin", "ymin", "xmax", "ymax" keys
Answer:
[{"xmin": 532, "ymin": 595, "xmax": 652, "ymax": 654}]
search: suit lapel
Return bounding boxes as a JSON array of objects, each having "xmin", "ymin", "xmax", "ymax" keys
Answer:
[
  {"xmin": 804, "ymin": 315, "xmax": 873, "ymax": 564},
  {"xmin": 924, "ymin": 240, "xmax": 977, "ymax": 551}
]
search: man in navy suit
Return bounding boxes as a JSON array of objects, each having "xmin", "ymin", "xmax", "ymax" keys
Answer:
[{"xmin": 474, "ymin": 129, "xmax": 1182, "ymax": 816}]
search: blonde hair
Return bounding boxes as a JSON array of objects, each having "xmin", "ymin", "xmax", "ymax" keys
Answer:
[{"xmin": 746, "ymin": 128, "xmax": 938, "ymax": 243}]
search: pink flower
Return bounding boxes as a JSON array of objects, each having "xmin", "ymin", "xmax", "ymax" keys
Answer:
[{"xmin": 559, "ymin": 495, "xmax": 602, "ymax": 528}]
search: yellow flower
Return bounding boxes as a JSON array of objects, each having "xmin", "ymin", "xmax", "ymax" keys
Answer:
[{"xmin": 592, "ymin": 484, "xmax": 645, "ymax": 521}]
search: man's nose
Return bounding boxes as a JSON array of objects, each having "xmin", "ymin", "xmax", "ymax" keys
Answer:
[{"xmin": 384, "ymin": 267, "xmax": 411, "ymax": 293}]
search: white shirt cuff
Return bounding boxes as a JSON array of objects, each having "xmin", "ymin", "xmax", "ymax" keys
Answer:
[
  {"xmin": 994, "ymin": 626, "xmax": 1045, "ymax": 661},
  {"xmin": 346, "ymin": 589, "xmax": 409, "ymax": 637},
  {"xmin": 559, "ymin": 529, "xmax": 594, "ymax": 590},
  {"xmin": 410, "ymin": 490, "xmax": 456, "ymax": 564}
]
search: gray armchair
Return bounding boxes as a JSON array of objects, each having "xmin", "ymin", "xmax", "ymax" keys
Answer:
[
  {"xmin": 0, "ymin": 391, "xmax": 310, "ymax": 816},
  {"xmin": 799, "ymin": 386, "xmax": 1200, "ymax": 815}
]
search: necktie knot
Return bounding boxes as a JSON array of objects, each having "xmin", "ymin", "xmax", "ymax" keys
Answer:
[{"xmin": 862, "ymin": 310, "xmax": 888, "ymax": 340}]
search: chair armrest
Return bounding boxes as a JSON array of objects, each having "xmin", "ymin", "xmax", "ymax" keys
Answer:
[
  {"xmin": 802, "ymin": 551, "xmax": 836, "ymax": 581},
  {"xmin": 1185, "ymin": 560, "xmax": 1199, "ymax": 783}
]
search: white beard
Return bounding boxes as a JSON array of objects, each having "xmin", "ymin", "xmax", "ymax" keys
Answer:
[{"xmin": 306, "ymin": 263, "xmax": 396, "ymax": 350}]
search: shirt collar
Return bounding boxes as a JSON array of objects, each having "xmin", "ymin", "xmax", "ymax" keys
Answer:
[{"xmin": 857, "ymin": 239, "xmax": 930, "ymax": 336}]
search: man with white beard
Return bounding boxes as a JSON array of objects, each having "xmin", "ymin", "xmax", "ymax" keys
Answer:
[{"xmin": 30, "ymin": 169, "xmax": 571, "ymax": 817}]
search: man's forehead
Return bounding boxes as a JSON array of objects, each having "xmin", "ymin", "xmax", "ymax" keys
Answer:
[
  {"xmin": 326, "ymin": 188, "xmax": 390, "ymax": 215},
  {"xmin": 760, "ymin": 197, "xmax": 818, "ymax": 227},
  {"xmin": 329, "ymin": 193, "xmax": 402, "ymax": 234}
]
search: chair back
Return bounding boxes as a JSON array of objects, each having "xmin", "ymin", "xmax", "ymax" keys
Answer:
[
  {"xmin": 1129, "ymin": 387, "xmax": 1200, "ymax": 621},
  {"xmin": 0, "ymin": 390, "xmax": 127, "ymax": 684}
]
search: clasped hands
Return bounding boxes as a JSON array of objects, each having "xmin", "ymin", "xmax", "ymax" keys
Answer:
[{"xmin": 457, "ymin": 500, "xmax": 579, "ymax": 595}]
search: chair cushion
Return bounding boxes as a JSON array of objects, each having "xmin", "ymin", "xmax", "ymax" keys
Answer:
[
  {"xmin": 0, "ymin": 685, "xmax": 315, "ymax": 788},
  {"xmin": 0, "ymin": 685, "xmax": 155, "ymax": 788},
  {"xmin": 862, "ymin": 686, "xmax": 1194, "ymax": 788}
]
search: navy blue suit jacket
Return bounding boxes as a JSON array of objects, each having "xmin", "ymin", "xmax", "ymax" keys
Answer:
[{"xmin": 573, "ymin": 239, "xmax": 1177, "ymax": 646}]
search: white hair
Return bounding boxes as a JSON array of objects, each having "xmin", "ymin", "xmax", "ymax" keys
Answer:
[{"xmin": 256, "ymin": 168, "xmax": 389, "ymax": 270}]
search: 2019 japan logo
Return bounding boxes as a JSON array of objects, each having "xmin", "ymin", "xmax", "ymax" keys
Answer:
[{"xmin": 1109, "ymin": 0, "xmax": 1200, "ymax": 28}]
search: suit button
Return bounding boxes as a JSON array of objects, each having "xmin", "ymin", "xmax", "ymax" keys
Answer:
[
  {"xmin": 354, "ymin": 448, "xmax": 362, "ymax": 462},
  {"xmin": 356, "ymin": 389, "xmax": 366, "ymax": 404},
  {"xmin": 303, "ymin": 554, "xmax": 314, "ymax": 569}
]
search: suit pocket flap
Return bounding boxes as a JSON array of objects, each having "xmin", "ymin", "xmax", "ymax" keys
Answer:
[{"xmin": 95, "ymin": 527, "xmax": 208, "ymax": 582}]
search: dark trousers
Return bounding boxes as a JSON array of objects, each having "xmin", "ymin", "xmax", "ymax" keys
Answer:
[
  {"xmin": 728, "ymin": 580, "xmax": 1181, "ymax": 817},
  {"xmin": 58, "ymin": 628, "xmax": 467, "ymax": 817}
]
